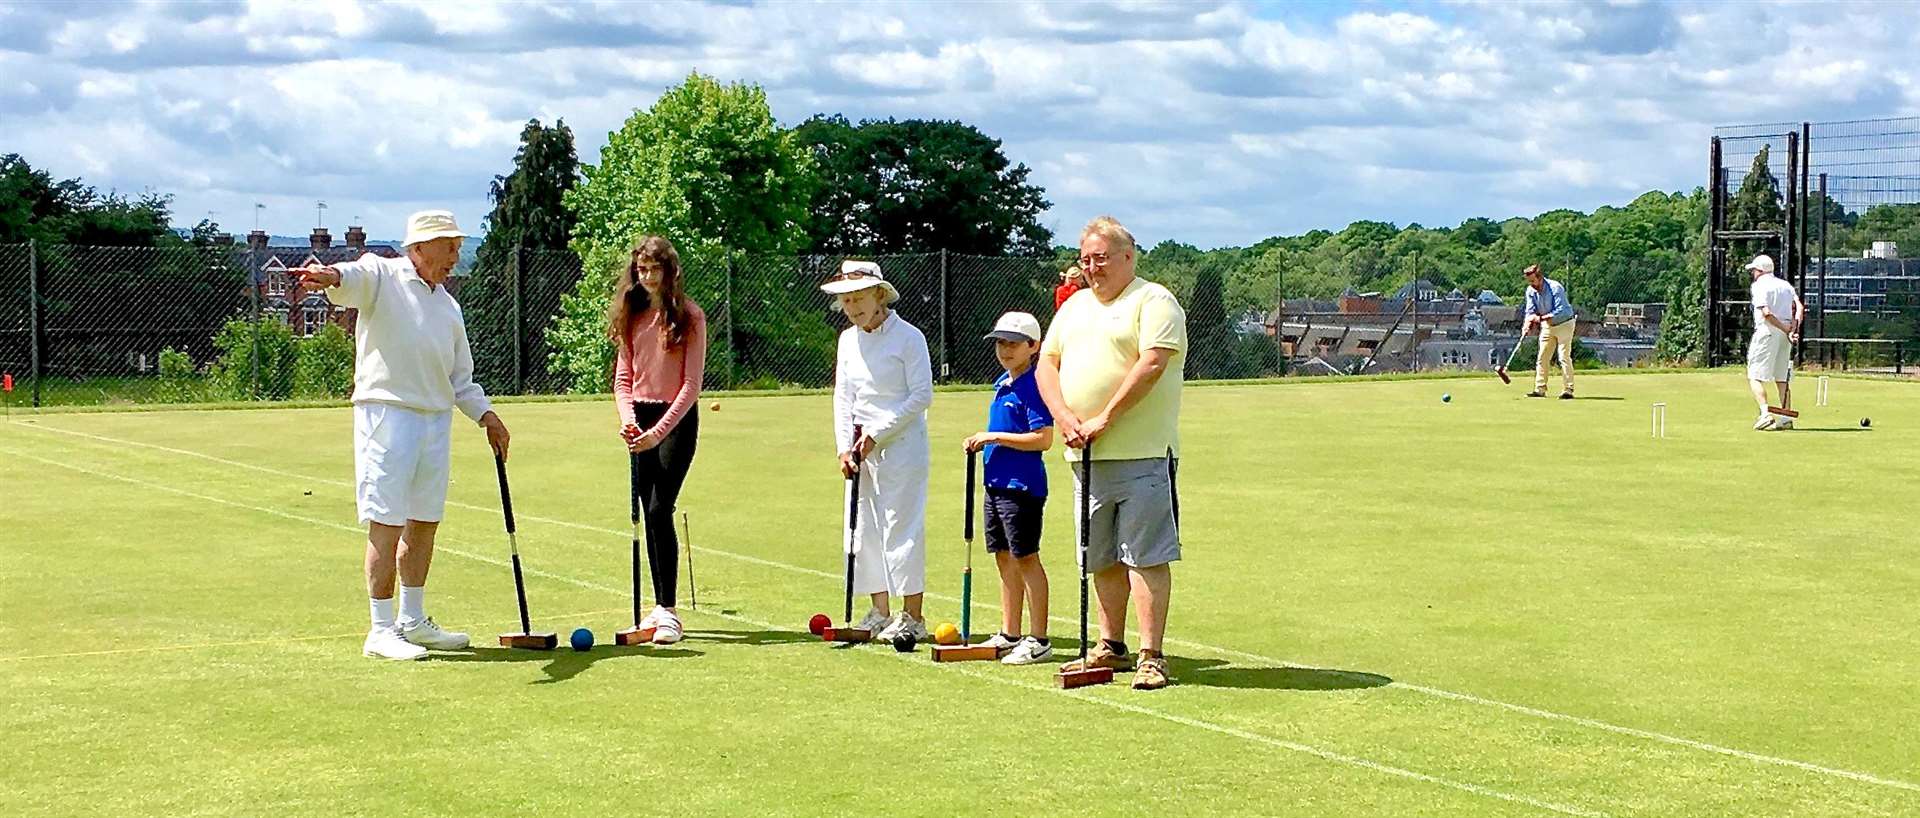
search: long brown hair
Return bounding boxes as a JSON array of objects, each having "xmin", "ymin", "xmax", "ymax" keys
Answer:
[{"xmin": 606, "ymin": 235, "xmax": 691, "ymax": 350}]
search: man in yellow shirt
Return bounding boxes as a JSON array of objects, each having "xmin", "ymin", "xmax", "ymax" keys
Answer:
[{"xmin": 1036, "ymin": 215, "xmax": 1186, "ymax": 690}]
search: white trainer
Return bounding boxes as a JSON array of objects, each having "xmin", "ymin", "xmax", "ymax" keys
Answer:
[
  {"xmin": 981, "ymin": 632, "xmax": 1019, "ymax": 652},
  {"xmin": 875, "ymin": 612, "xmax": 911, "ymax": 643},
  {"xmin": 1001, "ymin": 636, "xmax": 1054, "ymax": 665},
  {"xmin": 364, "ymin": 626, "xmax": 428, "ymax": 661},
  {"xmin": 902, "ymin": 614, "xmax": 932, "ymax": 642},
  {"xmin": 1773, "ymin": 415, "xmax": 1794, "ymax": 431},
  {"xmin": 400, "ymin": 617, "xmax": 470, "ymax": 651},
  {"xmin": 1753, "ymin": 412, "xmax": 1776, "ymax": 431},
  {"xmin": 650, "ymin": 609, "xmax": 684, "ymax": 645},
  {"xmin": 855, "ymin": 608, "xmax": 891, "ymax": 635}
]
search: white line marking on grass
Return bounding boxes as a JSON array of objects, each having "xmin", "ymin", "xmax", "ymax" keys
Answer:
[
  {"xmin": 0, "ymin": 608, "xmax": 628, "ymax": 663},
  {"xmin": 3, "ymin": 446, "xmax": 1606, "ymax": 817},
  {"xmin": 17, "ymin": 424, "xmax": 1920, "ymax": 795}
]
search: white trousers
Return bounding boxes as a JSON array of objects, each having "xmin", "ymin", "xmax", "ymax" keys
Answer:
[{"xmin": 845, "ymin": 426, "xmax": 929, "ymax": 597}]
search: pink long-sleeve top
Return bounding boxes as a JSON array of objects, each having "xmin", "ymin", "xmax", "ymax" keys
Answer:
[{"xmin": 613, "ymin": 300, "xmax": 708, "ymax": 438}]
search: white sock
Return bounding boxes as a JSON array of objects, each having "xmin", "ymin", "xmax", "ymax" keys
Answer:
[
  {"xmin": 370, "ymin": 597, "xmax": 396, "ymax": 630},
  {"xmin": 399, "ymin": 585, "xmax": 426, "ymax": 624}
]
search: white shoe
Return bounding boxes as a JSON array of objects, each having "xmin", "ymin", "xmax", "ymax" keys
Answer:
[
  {"xmin": 854, "ymin": 608, "xmax": 890, "ymax": 635},
  {"xmin": 641, "ymin": 605, "xmax": 669, "ymax": 630},
  {"xmin": 650, "ymin": 609, "xmax": 683, "ymax": 645},
  {"xmin": 1773, "ymin": 416, "xmax": 1794, "ymax": 431},
  {"xmin": 981, "ymin": 632, "xmax": 1020, "ymax": 652},
  {"xmin": 400, "ymin": 617, "xmax": 470, "ymax": 651},
  {"xmin": 875, "ymin": 612, "xmax": 911, "ymax": 643},
  {"xmin": 902, "ymin": 614, "xmax": 932, "ymax": 642},
  {"xmin": 1001, "ymin": 636, "xmax": 1054, "ymax": 665},
  {"xmin": 364, "ymin": 626, "xmax": 428, "ymax": 661},
  {"xmin": 1754, "ymin": 413, "xmax": 1776, "ymax": 431}
]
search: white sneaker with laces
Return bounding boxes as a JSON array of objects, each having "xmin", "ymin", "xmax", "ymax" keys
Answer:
[
  {"xmin": 899, "ymin": 614, "xmax": 932, "ymax": 642},
  {"xmin": 1754, "ymin": 412, "xmax": 1776, "ymax": 431},
  {"xmin": 400, "ymin": 617, "xmax": 470, "ymax": 651},
  {"xmin": 650, "ymin": 609, "xmax": 684, "ymax": 645},
  {"xmin": 875, "ymin": 612, "xmax": 912, "ymax": 643},
  {"xmin": 364, "ymin": 626, "xmax": 428, "ymax": 661},
  {"xmin": 1773, "ymin": 415, "xmax": 1794, "ymax": 431},
  {"xmin": 1001, "ymin": 636, "xmax": 1054, "ymax": 665},
  {"xmin": 981, "ymin": 632, "xmax": 1019, "ymax": 652},
  {"xmin": 855, "ymin": 608, "xmax": 891, "ymax": 636},
  {"xmin": 641, "ymin": 606, "xmax": 669, "ymax": 630}
]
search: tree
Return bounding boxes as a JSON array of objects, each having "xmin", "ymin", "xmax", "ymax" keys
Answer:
[
  {"xmin": 1727, "ymin": 145, "xmax": 1785, "ymax": 261},
  {"xmin": 552, "ymin": 73, "xmax": 818, "ymax": 393},
  {"xmin": 795, "ymin": 116, "xmax": 1052, "ymax": 255},
  {"xmin": 1185, "ymin": 258, "xmax": 1241, "ymax": 379},
  {"xmin": 464, "ymin": 119, "xmax": 581, "ymax": 394},
  {"xmin": 0, "ymin": 153, "xmax": 175, "ymax": 246}
]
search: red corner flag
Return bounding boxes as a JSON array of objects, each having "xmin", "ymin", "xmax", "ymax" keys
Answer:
[{"xmin": 2, "ymin": 373, "xmax": 12, "ymax": 393}]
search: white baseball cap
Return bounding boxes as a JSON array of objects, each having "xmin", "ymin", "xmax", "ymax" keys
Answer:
[
  {"xmin": 401, "ymin": 210, "xmax": 467, "ymax": 247},
  {"xmin": 1745, "ymin": 254, "xmax": 1776, "ymax": 274},
  {"xmin": 819, "ymin": 259, "xmax": 900, "ymax": 304},
  {"xmin": 984, "ymin": 311, "xmax": 1043, "ymax": 343}
]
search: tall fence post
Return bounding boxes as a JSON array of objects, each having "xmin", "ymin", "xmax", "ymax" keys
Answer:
[
  {"xmin": 28, "ymin": 239, "xmax": 40, "ymax": 407},
  {"xmin": 939, "ymin": 249, "xmax": 950, "ymax": 382},
  {"xmin": 725, "ymin": 255, "xmax": 737, "ymax": 390},
  {"xmin": 249, "ymin": 268, "xmax": 261, "ymax": 400},
  {"xmin": 512, "ymin": 245, "xmax": 525, "ymax": 395}
]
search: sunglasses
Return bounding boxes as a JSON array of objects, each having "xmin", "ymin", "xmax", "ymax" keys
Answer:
[{"xmin": 826, "ymin": 270, "xmax": 880, "ymax": 283}]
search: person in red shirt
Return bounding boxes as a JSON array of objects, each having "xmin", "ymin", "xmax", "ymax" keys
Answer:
[
  {"xmin": 610, "ymin": 235, "xmax": 708, "ymax": 645},
  {"xmin": 1054, "ymin": 263, "xmax": 1086, "ymax": 311}
]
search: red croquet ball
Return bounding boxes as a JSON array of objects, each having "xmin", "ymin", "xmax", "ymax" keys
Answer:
[{"xmin": 808, "ymin": 613, "xmax": 831, "ymax": 635}]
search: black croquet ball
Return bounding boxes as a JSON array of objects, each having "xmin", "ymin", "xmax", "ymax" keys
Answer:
[
  {"xmin": 1862, "ymin": 417, "xmax": 1872, "ymax": 428},
  {"xmin": 892, "ymin": 633, "xmax": 916, "ymax": 653}
]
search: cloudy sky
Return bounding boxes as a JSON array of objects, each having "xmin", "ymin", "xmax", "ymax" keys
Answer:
[{"xmin": 2, "ymin": 0, "xmax": 1913, "ymax": 249}]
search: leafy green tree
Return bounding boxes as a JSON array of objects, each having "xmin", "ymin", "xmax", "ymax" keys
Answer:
[
  {"xmin": 552, "ymin": 73, "xmax": 818, "ymax": 393},
  {"xmin": 465, "ymin": 119, "xmax": 580, "ymax": 393},
  {"xmin": 795, "ymin": 116, "xmax": 1051, "ymax": 255}
]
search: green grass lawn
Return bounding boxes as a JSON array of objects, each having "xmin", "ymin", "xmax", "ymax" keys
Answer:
[{"xmin": 4, "ymin": 371, "xmax": 1918, "ymax": 817}]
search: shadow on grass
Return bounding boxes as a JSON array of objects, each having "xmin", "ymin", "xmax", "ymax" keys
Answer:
[
  {"xmin": 437, "ymin": 644, "xmax": 703, "ymax": 684},
  {"xmin": 1168, "ymin": 656, "xmax": 1392, "ymax": 691},
  {"xmin": 1575, "ymin": 396, "xmax": 1626, "ymax": 401},
  {"xmin": 692, "ymin": 629, "xmax": 825, "ymax": 647},
  {"xmin": 1792, "ymin": 427, "xmax": 1872, "ymax": 433}
]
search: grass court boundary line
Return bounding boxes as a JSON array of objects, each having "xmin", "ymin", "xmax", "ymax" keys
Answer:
[
  {"xmin": 1, "ymin": 445, "xmax": 1606, "ymax": 818},
  {"xmin": 13, "ymin": 421, "xmax": 1920, "ymax": 795}
]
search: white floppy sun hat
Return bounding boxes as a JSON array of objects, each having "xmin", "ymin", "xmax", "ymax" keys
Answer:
[
  {"xmin": 402, "ymin": 210, "xmax": 468, "ymax": 248},
  {"xmin": 820, "ymin": 259, "xmax": 900, "ymax": 304}
]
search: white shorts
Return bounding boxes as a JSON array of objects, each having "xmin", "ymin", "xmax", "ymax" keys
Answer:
[
  {"xmin": 1746, "ymin": 329, "xmax": 1792, "ymax": 383},
  {"xmin": 354, "ymin": 402, "xmax": 453, "ymax": 526}
]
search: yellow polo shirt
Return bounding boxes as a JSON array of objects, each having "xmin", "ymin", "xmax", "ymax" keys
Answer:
[{"xmin": 1042, "ymin": 276, "xmax": 1185, "ymax": 462}]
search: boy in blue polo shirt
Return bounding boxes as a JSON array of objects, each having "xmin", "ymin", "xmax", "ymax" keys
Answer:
[{"xmin": 962, "ymin": 311, "xmax": 1055, "ymax": 665}]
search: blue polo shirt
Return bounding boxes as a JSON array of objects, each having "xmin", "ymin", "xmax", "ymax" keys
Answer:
[{"xmin": 983, "ymin": 367, "xmax": 1053, "ymax": 497}]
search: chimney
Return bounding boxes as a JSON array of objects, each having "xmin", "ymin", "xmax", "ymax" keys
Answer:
[
  {"xmin": 213, "ymin": 233, "xmax": 235, "ymax": 247},
  {"xmin": 310, "ymin": 227, "xmax": 332, "ymax": 253},
  {"xmin": 345, "ymin": 225, "xmax": 367, "ymax": 255},
  {"xmin": 247, "ymin": 230, "xmax": 269, "ymax": 253}
]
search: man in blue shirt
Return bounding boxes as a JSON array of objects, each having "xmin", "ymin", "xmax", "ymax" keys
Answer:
[
  {"xmin": 1521, "ymin": 264, "xmax": 1578, "ymax": 399},
  {"xmin": 963, "ymin": 311, "xmax": 1056, "ymax": 665}
]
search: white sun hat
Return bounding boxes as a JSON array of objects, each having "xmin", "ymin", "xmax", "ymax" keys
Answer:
[
  {"xmin": 402, "ymin": 210, "xmax": 468, "ymax": 247},
  {"xmin": 983, "ymin": 311, "xmax": 1043, "ymax": 343},
  {"xmin": 819, "ymin": 259, "xmax": 900, "ymax": 304},
  {"xmin": 1745, "ymin": 254, "xmax": 1775, "ymax": 274}
]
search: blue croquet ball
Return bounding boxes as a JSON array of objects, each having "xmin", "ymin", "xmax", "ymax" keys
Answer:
[
  {"xmin": 570, "ymin": 628, "xmax": 594, "ymax": 651},
  {"xmin": 1442, "ymin": 393, "xmax": 1452, "ymax": 403}
]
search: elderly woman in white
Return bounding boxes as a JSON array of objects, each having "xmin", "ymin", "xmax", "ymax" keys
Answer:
[
  {"xmin": 826, "ymin": 260, "xmax": 934, "ymax": 643},
  {"xmin": 291, "ymin": 210, "xmax": 511, "ymax": 661}
]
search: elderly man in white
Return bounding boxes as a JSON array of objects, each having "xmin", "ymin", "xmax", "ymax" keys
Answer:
[
  {"xmin": 292, "ymin": 211, "xmax": 511, "ymax": 660},
  {"xmin": 824, "ymin": 260, "xmax": 934, "ymax": 643}
]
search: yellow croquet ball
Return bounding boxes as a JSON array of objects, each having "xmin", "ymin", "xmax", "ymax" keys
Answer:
[{"xmin": 933, "ymin": 622, "xmax": 960, "ymax": 645}]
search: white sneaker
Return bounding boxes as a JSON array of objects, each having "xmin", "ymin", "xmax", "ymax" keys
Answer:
[
  {"xmin": 981, "ymin": 632, "xmax": 1020, "ymax": 652},
  {"xmin": 650, "ymin": 609, "xmax": 683, "ymax": 645},
  {"xmin": 400, "ymin": 617, "xmax": 470, "ymax": 651},
  {"xmin": 902, "ymin": 614, "xmax": 932, "ymax": 642},
  {"xmin": 640, "ymin": 606, "xmax": 669, "ymax": 630},
  {"xmin": 1754, "ymin": 413, "xmax": 1776, "ymax": 431},
  {"xmin": 875, "ymin": 612, "xmax": 911, "ymax": 643},
  {"xmin": 364, "ymin": 626, "xmax": 428, "ymax": 661},
  {"xmin": 1001, "ymin": 636, "xmax": 1054, "ymax": 665},
  {"xmin": 1773, "ymin": 416, "xmax": 1794, "ymax": 431},
  {"xmin": 854, "ymin": 608, "xmax": 891, "ymax": 635}
]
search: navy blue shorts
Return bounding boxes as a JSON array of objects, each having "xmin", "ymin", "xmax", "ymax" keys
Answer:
[{"xmin": 984, "ymin": 487, "xmax": 1044, "ymax": 558}]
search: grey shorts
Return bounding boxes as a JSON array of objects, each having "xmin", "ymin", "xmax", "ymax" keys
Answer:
[{"xmin": 1070, "ymin": 456, "xmax": 1180, "ymax": 572}]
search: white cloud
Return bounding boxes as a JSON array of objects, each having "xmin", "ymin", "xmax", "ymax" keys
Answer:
[{"xmin": 0, "ymin": 0, "xmax": 1915, "ymax": 248}]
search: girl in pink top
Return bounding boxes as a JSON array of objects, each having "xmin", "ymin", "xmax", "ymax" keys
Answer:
[{"xmin": 610, "ymin": 235, "xmax": 707, "ymax": 645}]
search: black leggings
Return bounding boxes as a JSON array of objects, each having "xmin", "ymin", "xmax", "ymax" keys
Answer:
[{"xmin": 630, "ymin": 401, "xmax": 699, "ymax": 607}]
